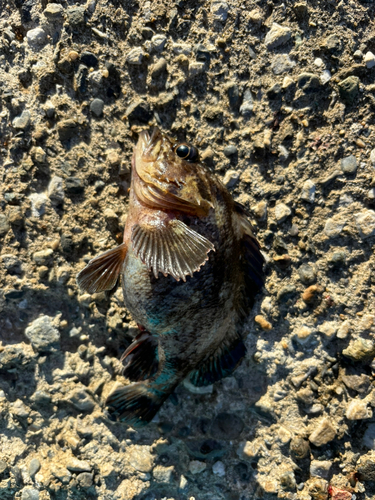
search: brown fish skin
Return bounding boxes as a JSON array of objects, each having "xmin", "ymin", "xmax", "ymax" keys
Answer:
[{"xmin": 77, "ymin": 127, "xmax": 264, "ymax": 427}]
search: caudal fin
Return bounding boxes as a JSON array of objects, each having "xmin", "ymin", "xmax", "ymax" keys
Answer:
[{"xmin": 105, "ymin": 382, "xmax": 168, "ymax": 427}]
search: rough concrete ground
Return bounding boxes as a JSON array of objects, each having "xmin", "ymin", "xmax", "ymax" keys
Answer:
[{"xmin": 1, "ymin": 1, "xmax": 375, "ymax": 499}]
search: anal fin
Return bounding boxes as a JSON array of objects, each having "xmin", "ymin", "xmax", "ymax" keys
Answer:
[
  {"xmin": 121, "ymin": 331, "xmax": 159, "ymax": 381},
  {"xmin": 106, "ymin": 382, "xmax": 168, "ymax": 427},
  {"xmin": 76, "ymin": 243, "xmax": 127, "ymax": 294},
  {"xmin": 131, "ymin": 218, "xmax": 214, "ymax": 282},
  {"xmin": 189, "ymin": 336, "xmax": 246, "ymax": 387}
]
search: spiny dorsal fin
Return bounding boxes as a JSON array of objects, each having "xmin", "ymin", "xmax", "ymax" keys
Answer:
[
  {"xmin": 76, "ymin": 243, "xmax": 127, "ymax": 294},
  {"xmin": 131, "ymin": 219, "xmax": 215, "ymax": 281}
]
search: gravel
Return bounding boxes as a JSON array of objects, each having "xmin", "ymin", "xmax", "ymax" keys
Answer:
[{"xmin": 1, "ymin": 2, "xmax": 375, "ymax": 499}]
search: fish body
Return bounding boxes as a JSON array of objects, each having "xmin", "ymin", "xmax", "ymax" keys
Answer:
[{"xmin": 77, "ymin": 128, "xmax": 264, "ymax": 427}]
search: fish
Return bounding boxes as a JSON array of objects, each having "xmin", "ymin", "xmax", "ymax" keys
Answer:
[{"xmin": 76, "ymin": 127, "xmax": 264, "ymax": 427}]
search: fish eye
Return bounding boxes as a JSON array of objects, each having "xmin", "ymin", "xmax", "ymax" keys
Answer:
[{"xmin": 175, "ymin": 144, "xmax": 199, "ymax": 163}]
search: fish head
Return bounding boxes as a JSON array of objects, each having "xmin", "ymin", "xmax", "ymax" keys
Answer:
[{"xmin": 133, "ymin": 128, "xmax": 213, "ymax": 216}]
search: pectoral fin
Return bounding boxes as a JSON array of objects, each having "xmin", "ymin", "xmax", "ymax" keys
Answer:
[
  {"xmin": 76, "ymin": 243, "xmax": 127, "ymax": 293},
  {"xmin": 131, "ymin": 218, "xmax": 215, "ymax": 281}
]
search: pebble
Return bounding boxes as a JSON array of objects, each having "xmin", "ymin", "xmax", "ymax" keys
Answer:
[
  {"xmin": 355, "ymin": 210, "xmax": 375, "ymax": 239},
  {"xmin": 151, "ymin": 34, "xmax": 167, "ymax": 52},
  {"xmin": 338, "ymin": 76, "xmax": 359, "ymax": 104},
  {"xmin": 310, "ymin": 460, "xmax": 332, "ymax": 479},
  {"xmin": 324, "ymin": 217, "xmax": 345, "ymax": 238},
  {"xmin": 26, "ymin": 28, "xmax": 46, "ymax": 48},
  {"xmin": 28, "ymin": 459, "xmax": 41, "ymax": 478},
  {"xmin": 33, "ymin": 248, "xmax": 53, "ymax": 266},
  {"xmin": 341, "ymin": 155, "xmax": 357, "ymax": 174},
  {"xmin": 358, "ymin": 455, "xmax": 375, "ymax": 481},
  {"xmin": 29, "ymin": 193, "xmax": 48, "ymax": 218},
  {"xmin": 239, "ymin": 88, "xmax": 253, "ymax": 115},
  {"xmin": 364, "ymin": 51, "xmax": 375, "ymax": 69},
  {"xmin": 48, "ymin": 176, "xmax": 65, "ymax": 205},
  {"xmin": 43, "ymin": 3, "xmax": 64, "ymax": 20},
  {"xmin": 294, "ymin": 325, "xmax": 314, "ymax": 344},
  {"xmin": 90, "ymin": 98, "xmax": 104, "ymax": 117},
  {"xmin": 222, "ymin": 170, "xmax": 240, "ymax": 188},
  {"xmin": 25, "ymin": 315, "xmax": 60, "ymax": 352},
  {"xmin": 212, "ymin": 461, "xmax": 226, "ymax": 476},
  {"xmin": 251, "ymin": 200, "xmax": 267, "ymax": 221},
  {"xmin": 298, "ymin": 73, "xmax": 321, "ymax": 93},
  {"xmin": 346, "ymin": 400, "xmax": 372, "ymax": 420},
  {"xmin": 153, "ymin": 465, "xmax": 174, "ymax": 483},
  {"xmin": 1, "ymin": 254, "xmax": 22, "ymax": 273},
  {"xmin": 150, "ymin": 58, "xmax": 167, "ymax": 79},
  {"xmin": 309, "ymin": 418, "xmax": 336, "ymax": 447},
  {"xmin": 21, "ymin": 488, "xmax": 39, "ymax": 500},
  {"xmin": 274, "ymin": 203, "xmax": 292, "ymax": 223},
  {"xmin": 189, "ymin": 460, "xmax": 206, "ymax": 474},
  {"xmin": 128, "ymin": 445, "xmax": 154, "ymax": 472},
  {"xmin": 12, "ymin": 110, "xmax": 31, "ymax": 130},
  {"xmin": 337, "ymin": 320, "xmax": 350, "ymax": 339},
  {"xmin": 65, "ymin": 177, "xmax": 85, "ymax": 195},
  {"xmin": 67, "ymin": 389, "xmax": 95, "ymax": 412},
  {"xmin": 11, "ymin": 399, "xmax": 30, "ymax": 418},
  {"xmin": 172, "ymin": 42, "xmax": 191, "ymax": 55},
  {"xmin": 342, "ymin": 338, "xmax": 375, "ymax": 361},
  {"xmin": 301, "ymin": 179, "xmax": 316, "ymax": 203},
  {"xmin": 67, "ymin": 6, "xmax": 85, "ymax": 27},
  {"xmin": 320, "ymin": 70, "xmax": 331, "ymax": 85},
  {"xmin": 80, "ymin": 51, "xmax": 98, "ymax": 68},
  {"xmin": 0, "ymin": 214, "xmax": 10, "ymax": 236},
  {"xmin": 223, "ymin": 145, "xmax": 237, "ymax": 157},
  {"xmin": 318, "ymin": 321, "xmax": 337, "ymax": 339},
  {"xmin": 370, "ymin": 148, "xmax": 375, "ymax": 166},
  {"xmin": 77, "ymin": 472, "xmax": 93, "ymax": 488},
  {"xmin": 127, "ymin": 47, "xmax": 144, "ymax": 65},
  {"xmin": 125, "ymin": 100, "xmax": 152, "ymax": 123},
  {"xmin": 210, "ymin": 1, "xmax": 230, "ymax": 22},
  {"xmin": 255, "ymin": 315, "xmax": 272, "ymax": 331},
  {"xmin": 265, "ymin": 23, "xmax": 292, "ymax": 50},
  {"xmin": 323, "ymin": 34, "xmax": 342, "ymax": 53},
  {"xmin": 66, "ymin": 458, "xmax": 91, "ymax": 473},
  {"xmin": 271, "ymin": 54, "xmax": 296, "ymax": 75}
]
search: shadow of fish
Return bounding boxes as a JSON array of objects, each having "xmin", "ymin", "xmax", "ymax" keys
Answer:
[{"xmin": 77, "ymin": 128, "xmax": 264, "ymax": 427}]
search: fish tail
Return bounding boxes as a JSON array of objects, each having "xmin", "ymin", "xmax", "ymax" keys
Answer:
[{"xmin": 105, "ymin": 381, "xmax": 173, "ymax": 427}]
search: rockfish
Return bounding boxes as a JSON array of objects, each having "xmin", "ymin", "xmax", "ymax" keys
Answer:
[{"xmin": 77, "ymin": 128, "xmax": 264, "ymax": 427}]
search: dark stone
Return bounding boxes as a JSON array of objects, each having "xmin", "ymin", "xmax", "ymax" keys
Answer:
[
  {"xmin": 298, "ymin": 263, "xmax": 316, "ymax": 284},
  {"xmin": 267, "ymin": 83, "xmax": 282, "ymax": 99},
  {"xmin": 323, "ymin": 34, "xmax": 342, "ymax": 54},
  {"xmin": 5, "ymin": 289, "xmax": 24, "ymax": 300},
  {"xmin": 125, "ymin": 100, "xmax": 152, "ymax": 123},
  {"xmin": 65, "ymin": 177, "xmax": 85, "ymax": 195},
  {"xmin": 290, "ymin": 437, "xmax": 310, "ymax": 460},
  {"xmin": 226, "ymin": 82, "xmax": 240, "ymax": 110},
  {"xmin": 273, "ymin": 235, "xmax": 288, "ymax": 254},
  {"xmin": 80, "ymin": 51, "xmax": 98, "ymax": 68},
  {"xmin": 223, "ymin": 145, "xmax": 238, "ymax": 157},
  {"xmin": 338, "ymin": 76, "xmax": 359, "ymax": 104},
  {"xmin": 195, "ymin": 43, "xmax": 211, "ymax": 61},
  {"xmin": 67, "ymin": 6, "xmax": 85, "ymax": 27},
  {"xmin": 0, "ymin": 214, "xmax": 10, "ymax": 236},
  {"xmin": 57, "ymin": 120, "xmax": 79, "ymax": 141},
  {"xmin": 0, "ymin": 460, "xmax": 8, "ymax": 478},
  {"xmin": 298, "ymin": 73, "xmax": 321, "ymax": 93},
  {"xmin": 141, "ymin": 27, "xmax": 154, "ymax": 39},
  {"xmin": 90, "ymin": 98, "xmax": 104, "ymax": 117},
  {"xmin": 211, "ymin": 412, "xmax": 244, "ymax": 440},
  {"xmin": 21, "ymin": 0, "xmax": 34, "ymax": 23},
  {"xmin": 18, "ymin": 69, "xmax": 32, "ymax": 88},
  {"xmin": 342, "ymin": 374, "xmax": 371, "ymax": 394},
  {"xmin": 104, "ymin": 62, "xmax": 122, "ymax": 98},
  {"xmin": 358, "ymin": 459, "xmax": 375, "ymax": 481}
]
